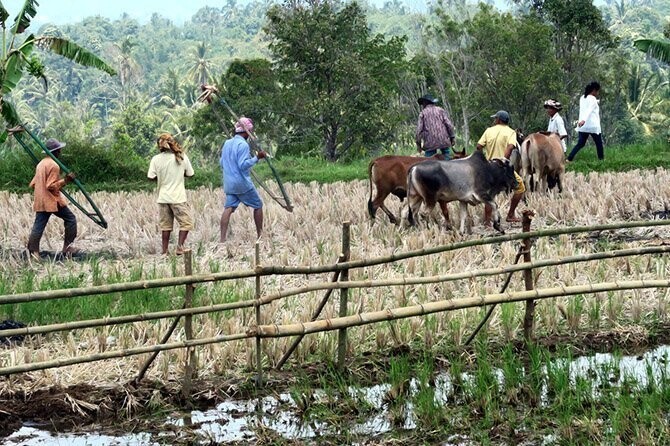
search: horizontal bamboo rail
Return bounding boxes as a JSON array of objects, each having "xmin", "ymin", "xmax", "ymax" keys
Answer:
[
  {"xmin": 1, "ymin": 245, "xmax": 666, "ymax": 339},
  {"xmin": 4, "ymin": 279, "xmax": 667, "ymax": 377},
  {"xmin": 257, "ymin": 245, "xmax": 670, "ymax": 305},
  {"xmin": 0, "ymin": 299, "xmax": 258, "ymax": 338},
  {"xmin": 1, "ymin": 219, "xmax": 668, "ymax": 306},
  {"xmin": 254, "ymin": 279, "xmax": 670, "ymax": 338},
  {"xmin": 0, "ymin": 332, "xmax": 251, "ymax": 376},
  {"xmin": 1, "ymin": 245, "xmax": 667, "ymax": 339}
]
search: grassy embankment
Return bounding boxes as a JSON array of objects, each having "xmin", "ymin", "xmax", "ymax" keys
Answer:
[{"xmin": 1, "ymin": 140, "xmax": 667, "ymax": 193}]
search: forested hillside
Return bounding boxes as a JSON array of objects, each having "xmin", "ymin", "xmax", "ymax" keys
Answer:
[{"xmin": 0, "ymin": 0, "xmax": 668, "ymax": 175}]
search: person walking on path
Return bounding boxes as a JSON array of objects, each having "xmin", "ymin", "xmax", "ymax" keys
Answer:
[
  {"xmin": 148, "ymin": 133, "xmax": 195, "ymax": 255},
  {"xmin": 476, "ymin": 110, "xmax": 526, "ymax": 225},
  {"xmin": 416, "ymin": 93, "xmax": 457, "ymax": 159},
  {"xmin": 567, "ymin": 81, "xmax": 604, "ymax": 162},
  {"xmin": 544, "ymin": 99, "xmax": 568, "ymax": 153},
  {"xmin": 219, "ymin": 117, "xmax": 267, "ymax": 243},
  {"xmin": 27, "ymin": 138, "xmax": 77, "ymax": 257}
]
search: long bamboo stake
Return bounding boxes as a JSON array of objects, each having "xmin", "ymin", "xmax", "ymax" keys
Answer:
[
  {"xmin": 337, "ymin": 222, "xmax": 351, "ymax": 370},
  {"xmin": 255, "ymin": 241, "xmax": 263, "ymax": 388},
  {"xmin": 1, "ymin": 219, "xmax": 668, "ymax": 305},
  {"xmin": 254, "ymin": 279, "xmax": 670, "ymax": 338},
  {"xmin": 522, "ymin": 211, "xmax": 536, "ymax": 342},
  {"xmin": 1, "ymin": 245, "xmax": 669, "ymax": 339},
  {"xmin": 182, "ymin": 250, "xmax": 196, "ymax": 398},
  {"xmin": 0, "ymin": 332, "xmax": 251, "ymax": 377}
]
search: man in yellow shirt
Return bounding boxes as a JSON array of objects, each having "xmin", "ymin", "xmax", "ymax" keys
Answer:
[
  {"xmin": 148, "ymin": 133, "xmax": 195, "ymax": 255},
  {"xmin": 476, "ymin": 110, "xmax": 525, "ymax": 225}
]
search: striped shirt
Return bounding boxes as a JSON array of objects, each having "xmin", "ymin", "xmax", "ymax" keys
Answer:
[{"xmin": 416, "ymin": 104, "xmax": 456, "ymax": 152}]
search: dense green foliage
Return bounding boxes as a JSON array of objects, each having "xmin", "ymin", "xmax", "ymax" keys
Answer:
[{"xmin": 0, "ymin": 0, "xmax": 669, "ymax": 187}]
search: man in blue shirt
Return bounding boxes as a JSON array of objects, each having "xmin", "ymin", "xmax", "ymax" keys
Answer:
[{"xmin": 220, "ymin": 117, "xmax": 267, "ymax": 242}]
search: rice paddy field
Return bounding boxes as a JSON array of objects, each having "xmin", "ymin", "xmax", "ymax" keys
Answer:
[{"xmin": 1, "ymin": 167, "xmax": 670, "ymax": 444}]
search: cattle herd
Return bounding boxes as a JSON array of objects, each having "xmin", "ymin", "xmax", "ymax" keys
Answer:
[{"xmin": 367, "ymin": 132, "xmax": 565, "ymax": 234}]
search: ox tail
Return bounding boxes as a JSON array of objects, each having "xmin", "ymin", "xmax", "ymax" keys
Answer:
[
  {"xmin": 407, "ymin": 167, "xmax": 416, "ymax": 226},
  {"xmin": 367, "ymin": 160, "xmax": 376, "ymax": 220}
]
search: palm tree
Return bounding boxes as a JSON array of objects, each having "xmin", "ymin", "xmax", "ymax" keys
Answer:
[
  {"xmin": 0, "ymin": 1, "xmax": 115, "ymax": 141},
  {"xmin": 186, "ymin": 42, "xmax": 212, "ymax": 87}
]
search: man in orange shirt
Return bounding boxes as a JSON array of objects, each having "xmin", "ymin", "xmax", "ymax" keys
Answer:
[{"xmin": 27, "ymin": 138, "xmax": 77, "ymax": 257}]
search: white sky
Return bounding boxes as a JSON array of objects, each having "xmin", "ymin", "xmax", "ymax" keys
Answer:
[{"xmin": 1, "ymin": 0, "xmax": 431, "ymax": 26}]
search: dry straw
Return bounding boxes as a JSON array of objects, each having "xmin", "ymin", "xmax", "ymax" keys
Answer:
[{"xmin": 0, "ymin": 168, "xmax": 668, "ymax": 388}]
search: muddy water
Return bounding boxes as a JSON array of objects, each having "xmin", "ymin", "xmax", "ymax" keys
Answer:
[{"xmin": 5, "ymin": 345, "xmax": 670, "ymax": 445}]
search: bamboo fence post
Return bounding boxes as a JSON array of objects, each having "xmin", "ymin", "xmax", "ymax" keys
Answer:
[
  {"xmin": 337, "ymin": 222, "xmax": 351, "ymax": 370},
  {"xmin": 276, "ymin": 255, "xmax": 345, "ymax": 370},
  {"xmin": 522, "ymin": 210, "xmax": 536, "ymax": 342},
  {"xmin": 255, "ymin": 241, "xmax": 263, "ymax": 388},
  {"xmin": 182, "ymin": 250, "xmax": 196, "ymax": 399}
]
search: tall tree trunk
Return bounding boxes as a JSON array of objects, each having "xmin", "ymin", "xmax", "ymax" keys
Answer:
[{"xmin": 324, "ymin": 125, "xmax": 339, "ymax": 161}]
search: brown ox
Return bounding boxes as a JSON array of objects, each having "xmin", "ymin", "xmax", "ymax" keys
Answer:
[
  {"xmin": 521, "ymin": 132, "xmax": 565, "ymax": 193},
  {"xmin": 367, "ymin": 149, "xmax": 465, "ymax": 224}
]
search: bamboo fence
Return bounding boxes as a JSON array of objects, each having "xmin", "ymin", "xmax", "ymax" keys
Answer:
[{"xmin": 0, "ymin": 218, "xmax": 668, "ymax": 384}]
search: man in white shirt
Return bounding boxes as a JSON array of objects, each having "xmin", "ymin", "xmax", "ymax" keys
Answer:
[
  {"xmin": 544, "ymin": 99, "xmax": 568, "ymax": 152},
  {"xmin": 148, "ymin": 133, "xmax": 195, "ymax": 255}
]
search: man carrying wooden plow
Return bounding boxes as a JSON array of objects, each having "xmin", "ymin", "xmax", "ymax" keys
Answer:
[
  {"xmin": 27, "ymin": 138, "xmax": 78, "ymax": 258},
  {"xmin": 219, "ymin": 117, "xmax": 268, "ymax": 243}
]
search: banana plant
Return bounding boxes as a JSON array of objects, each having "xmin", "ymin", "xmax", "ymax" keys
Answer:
[
  {"xmin": 0, "ymin": 0, "xmax": 116, "ymax": 142},
  {"xmin": 634, "ymin": 38, "xmax": 670, "ymax": 64}
]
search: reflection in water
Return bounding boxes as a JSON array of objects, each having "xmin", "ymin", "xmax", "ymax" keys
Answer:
[{"xmin": 6, "ymin": 345, "xmax": 670, "ymax": 445}]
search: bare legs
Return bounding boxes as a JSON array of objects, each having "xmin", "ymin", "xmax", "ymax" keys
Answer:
[
  {"xmin": 161, "ymin": 230, "xmax": 189, "ymax": 255},
  {"xmin": 220, "ymin": 207, "xmax": 236, "ymax": 242},
  {"xmin": 253, "ymin": 208, "xmax": 263, "ymax": 238},
  {"xmin": 220, "ymin": 206, "xmax": 263, "ymax": 242}
]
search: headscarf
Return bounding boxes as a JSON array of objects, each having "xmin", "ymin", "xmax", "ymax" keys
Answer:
[
  {"xmin": 157, "ymin": 133, "xmax": 184, "ymax": 163},
  {"xmin": 234, "ymin": 117, "xmax": 254, "ymax": 134}
]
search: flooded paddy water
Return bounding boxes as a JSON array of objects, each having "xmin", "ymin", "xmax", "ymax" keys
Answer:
[{"xmin": 4, "ymin": 344, "xmax": 670, "ymax": 445}]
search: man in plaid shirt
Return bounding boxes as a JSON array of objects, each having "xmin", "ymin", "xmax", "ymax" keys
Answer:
[{"xmin": 416, "ymin": 94, "xmax": 457, "ymax": 159}]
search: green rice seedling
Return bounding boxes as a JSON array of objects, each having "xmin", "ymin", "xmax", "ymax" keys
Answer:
[
  {"xmin": 386, "ymin": 354, "xmax": 411, "ymax": 406},
  {"xmin": 566, "ymin": 294, "xmax": 585, "ymax": 331},
  {"xmin": 606, "ymin": 291, "xmax": 623, "ymax": 327},
  {"xmin": 412, "ymin": 355, "xmax": 446, "ymax": 431},
  {"xmin": 499, "ymin": 302, "xmax": 518, "ymax": 341},
  {"xmin": 500, "ymin": 344, "xmax": 524, "ymax": 403},
  {"xmin": 587, "ymin": 292, "xmax": 602, "ymax": 329},
  {"xmin": 90, "ymin": 257, "xmax": 103, "ymax": 286},
  {"xmin": 464, "ymin": 342, "xmax": 500, "ymax": 426}
]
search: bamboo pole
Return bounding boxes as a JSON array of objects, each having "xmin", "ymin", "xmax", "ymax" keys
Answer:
[
  {"xmin": 337, "ymin": 222, "xmax": 351, "ymax": 370},
  {"xmin": 182, "ymin": 250, "xmax": 196, "ymax": 399},
  {"xmin": 0, "ymin": 299, "xmax": 258, "ymax": 339},
  {"xmin": 2, "ymin": 245, "xmax": 669, "ymax": 340},
  {"xmin": 255, "ymin": 279, "xmax": 670, "ymax": 338},
  {"xmin": 522, "ymin": 211, "xmax": 536, "ymax": 342},
  {"xmin": 134, "ymin": 303, "xmax": 184, "ymax": 384},
  {"xmin": 255, "ymin": 241, "xmax": 263, "ymax": 388},
  {"xmin": 254, "ymin": 245, "xmax": 670, "ymax": 306},
  {"xmin": 2, "ymin": 219, "xmax": 669, "ymax": 305},
  {"xmin": 0, "ymin": 332, "xmax": 251, "ymax": 377},
  {"xmin": 276, "ymin": 255, "xmax": 345, "ymax": 370}
]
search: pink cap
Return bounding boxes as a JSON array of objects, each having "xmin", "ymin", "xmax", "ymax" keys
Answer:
[{"xmin": 234, "ymin": 117, "xmax": 254, "ymax": 134}]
